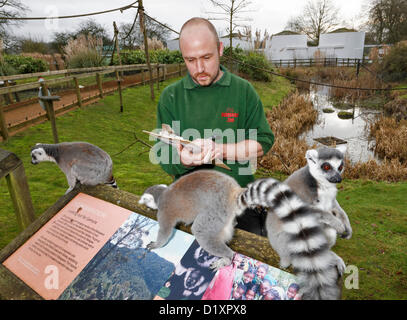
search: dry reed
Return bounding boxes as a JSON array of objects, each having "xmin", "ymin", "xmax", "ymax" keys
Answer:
[
  {"xmin": 260, "ymin": 91, "xmax": 318, "ymax": 174},
  {"xmin": 344, "ymin": 158, "xmax": 407, "ymax": 182},
  {"xmin": 141, "ymin": 37, "xmax": 165, "ymax": 50},
  {"xmin": 259, "ymin": 91, "xmax": 407, "ymax": 182},
  {"xmin": 369, "ymin": 116, "xmax": 407, "ymax": 164},
  {"xmin": 64, "ymin": 34, "xmax": 103, "ymax": 68}
]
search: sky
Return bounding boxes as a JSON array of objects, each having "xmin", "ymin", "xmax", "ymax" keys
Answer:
[{"xmin": 8, "ymin": 0, "xmax": 368, "ymax": 42}]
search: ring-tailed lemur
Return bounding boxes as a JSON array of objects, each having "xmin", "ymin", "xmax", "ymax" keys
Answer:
[
  {"xmin": 138, "ymin": 184, "xmax": 168, "ymax": 210},
  {"xmin": 147, "ymin": 169, "xmax": 345, "ymax": 299},
  {"xmin": 284, "ymin": 144, "xmax": 352, "ymax": 246},
  {"xmin": 31, "ymin": 142, "xmax": 117, "ymax": 194}
]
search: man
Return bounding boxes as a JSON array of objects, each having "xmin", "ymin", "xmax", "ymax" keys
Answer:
[{"xmin": 154, "ymin": 17, "xmax": 274, "ymax": 235}]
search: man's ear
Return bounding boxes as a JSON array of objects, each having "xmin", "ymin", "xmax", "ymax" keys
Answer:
[
  {"xmin": 305, "ymin": 149, "xmax": 318, "ymax": 165},
  {"xmin": 336, "ymin": 143, "xmax": 347, "ymax": 155},
  {"xmin": 219, "ymin": 41, "xmax": 224, "ymax": 57}
]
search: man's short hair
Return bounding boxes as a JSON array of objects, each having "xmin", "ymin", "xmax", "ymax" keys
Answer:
[{"xmin": 180, "ymin": 17, "xmax": 220, "ymax": 49}]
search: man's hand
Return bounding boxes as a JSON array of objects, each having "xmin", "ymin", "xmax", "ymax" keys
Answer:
[{"xmin": 176, "ymin": 138, "xmax": 222, "ymax": 167}]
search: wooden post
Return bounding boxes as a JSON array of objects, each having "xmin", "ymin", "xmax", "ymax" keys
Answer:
[
  {"xmin": 73, "ymin": 77, "xmax": 82, "ymax": 108},
  {"xmin": 163, "ymin": 65, "xmax": 167, "ymax": 81},
  {"xmin": 156, "ymin": 64, "xmax": 160, "ymax": 90},
  {"xmin": 138, "ymin": 1, "xmax": 155, "ymax": 101},
  {"xmin": 356, "ymin": 59, "xmax": 361, "ymax": 78},
  {"xmin": 96, "ymin": 73, "xmax": 103, "ymax": 98},
  {"xmin": 113, "ymin": 22, "xmax": 123, "ymax": 78},
  {"xmin": 0, "ymin": 148, "xmax": 36, "ymax": 230},
  {"xmin": 39, "ymin": 82, "xmax": 60, "ymax": 144},
  {"xmin": 0, "ymin": 99, "xmax": 9, "ymax": 141},
  {"xmin": 294, "ymin": 59, "xmax": 297, "ymax": 68},
  {"xmin": 115, "ymin": 70, "xmax": 123, "ymax": 113},
  {"xmin": 4, "ymin": 80, "xmax": 14, "ymax": 105},
  {"xmin": 141, "ymin": 68, "xmax": 145, "ymax": 84},
  {"xmin": 178, "ymin": 63, "xmax": 182, "ymax": 77}
]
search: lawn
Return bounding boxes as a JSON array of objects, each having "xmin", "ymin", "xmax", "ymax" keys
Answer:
[{"xmin": 1, "ymin": 74, "xmax": 406, "ymax": 299}]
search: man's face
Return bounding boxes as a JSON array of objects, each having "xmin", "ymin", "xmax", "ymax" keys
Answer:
[{"xmin": 180, "ymin": 25, "xmax": 224, "ymax": 86}]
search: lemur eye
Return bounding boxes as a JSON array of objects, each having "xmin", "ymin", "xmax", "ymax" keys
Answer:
[{"xmin": 322, "ymin": 163, "xmax": 331, "ymax": 171}]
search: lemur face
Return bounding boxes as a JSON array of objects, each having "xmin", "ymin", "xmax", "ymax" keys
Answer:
[
  {"xmin": 31, "ymin": 147, "xmax": 52, "ymax": 164},
  {"xmin": 306, "ymin": 145, "xmax": 346, "ymax": 184},
  {"xmin": 138, "ymin": 193, "xmax": 157, "ymax": 210}
]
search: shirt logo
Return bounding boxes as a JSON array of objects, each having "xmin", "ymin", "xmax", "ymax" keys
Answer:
[{"xmin": 221, "ymin": 108, "xmax": 239, "ymax": 123}]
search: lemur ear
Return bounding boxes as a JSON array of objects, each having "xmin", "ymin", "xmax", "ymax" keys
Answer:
[
  {"xmin": 35, "ymin": 143, "xmax": 41, "ymax": 146},
  {"xmin": 336, "ymin": 143, "xmax": 347, "ymax": 155},
  {"xmin": 305, "ymin": 149, "xmax": 318, "ymax": 164}
]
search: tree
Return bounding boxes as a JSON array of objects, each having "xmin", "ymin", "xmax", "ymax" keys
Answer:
[
  {"xmin": 0, "ymin": 0, "xmax": 28, "ymax": 52},
  {"xmin": 206, "ymin": 0, "xmax": 253, "ymax": 55},
  {"xmin": 118, "ymin": 15, "xmax": 171, "ymax": 49},
  {"xmin": 365, "ymin": 0, "xmax": 407, "ymax": 44},
  {"xmin": 285, "ymin": 0, "xmax": 340, "ymax": 45},
  {"xmin": 75, "ymin": 19, "xmax": 112, "ymax": 46}
]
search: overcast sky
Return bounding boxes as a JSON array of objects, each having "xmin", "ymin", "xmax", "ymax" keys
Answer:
[{"xmin": 9, "ymin": 0, "xmax": 368, "ymax": 42}]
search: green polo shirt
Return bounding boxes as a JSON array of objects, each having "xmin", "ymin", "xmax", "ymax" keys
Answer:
[{"xmin": 154, "ymin": 65, "xmax": 274, "ymax": 187}]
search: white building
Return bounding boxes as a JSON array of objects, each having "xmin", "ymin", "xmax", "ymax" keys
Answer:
[
  {"xmin": 265, "ymin": 32, "xmax": 366, "ymax": 61},
  {"xmin": 167, "ymin": 38, "xmax": 180, "ymax": 51}
]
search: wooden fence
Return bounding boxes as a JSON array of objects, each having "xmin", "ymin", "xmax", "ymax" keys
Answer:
[
  {"xmin": 271, "ymin": 58, "xmax": 372, "ymax": 68},
  {"xmin": 0, "ymin": 63, "xmax": 186, "ymax": 141}
]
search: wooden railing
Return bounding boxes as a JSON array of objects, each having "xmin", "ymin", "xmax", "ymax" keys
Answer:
[{"xmin": 0, "ymin": 63, "xmax": 186, "ymax": 141}]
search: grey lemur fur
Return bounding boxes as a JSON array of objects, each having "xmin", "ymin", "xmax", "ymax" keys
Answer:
[
  {"xmin": 31, "ymin": 142, "xmax": 117, "ymax": 194},
  {"xmin": 147, "ymin": 169, "xmax": 345, "ymax": 299}
]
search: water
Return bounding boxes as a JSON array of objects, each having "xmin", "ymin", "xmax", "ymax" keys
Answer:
[{"xmin": 300, "ymin": 85, "xmax": 382, "ymax": 163}]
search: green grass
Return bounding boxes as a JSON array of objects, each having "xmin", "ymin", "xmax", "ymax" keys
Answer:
[
  {"xmin": 1, "ymin": 74, "xmax": 406, "ymax": 299},
  {"xmin": 335, "ymin": 180, "xmax": 407, "ymax": 299},
  {"xmin": 252, "ymin": 75, "xmax": 296, "ymax": 109}
]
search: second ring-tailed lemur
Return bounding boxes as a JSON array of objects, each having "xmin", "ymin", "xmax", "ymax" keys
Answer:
[
  {"xmin": 147, "ymin": 169, "xmax": 345, "ymax": 299},
  {"xmin": 31, "ymin": 142, "xmax": 117, "ymax": 194}
]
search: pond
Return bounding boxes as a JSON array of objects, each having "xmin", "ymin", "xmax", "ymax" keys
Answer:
[{"xmin": 300, "ymin": 84, "xmax": 382, "ymax": 163}]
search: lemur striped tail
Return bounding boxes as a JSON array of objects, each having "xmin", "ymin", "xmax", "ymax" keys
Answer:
[{"xmin": 239, "ymin": 178, "xmax": 343, "ymax": 300}]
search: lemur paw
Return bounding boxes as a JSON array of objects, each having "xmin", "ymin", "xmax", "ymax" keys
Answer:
[
  {"xmin": 279, "ymin": 257, "xmax": 291, "ymax": 269},
  {"xmin": 210, "ymin": 257, "xmax": 232, "ymax": 271},
  {"xmin": 333, "ymin": 253, "xmax": 346, "ymax": 276}
]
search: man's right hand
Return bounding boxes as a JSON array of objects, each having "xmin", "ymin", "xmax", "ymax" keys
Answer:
[{"xmin": 176, "ymin": 138, "xmax": 222, "ymax": 167}]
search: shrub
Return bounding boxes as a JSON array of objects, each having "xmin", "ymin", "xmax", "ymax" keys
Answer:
[
  {"xmin": 113, "ymin": 49, "xmax": 183, "ymax": 65},
  {"xmin": 0, "ymin": 57, "xmax": 16, "ymax": 76},
  {"xmin": 222, "ymin": 47, "xmax": 273, "ymax": 82},
  {"xmin": 3, "ymin": 54, "xmax": 48, "ymax": 74},
  {"xmin": 378, "ymin": 42, "xmax": 407, "ymax": 82}
]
